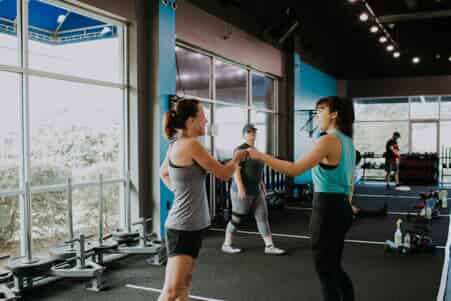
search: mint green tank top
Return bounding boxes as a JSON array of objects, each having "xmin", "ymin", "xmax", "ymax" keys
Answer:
[{"xmin": 311, "ymin": 130, "xmax": 356, "ymax": 195}]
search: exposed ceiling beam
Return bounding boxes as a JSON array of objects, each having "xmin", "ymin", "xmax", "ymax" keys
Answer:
[
  {"xmin": 380, "ymin": 10, "xmax": 451, "ymax": 23},
  {"xmin": 55, "ymin": 11, "xmax": 71, "ymax": 34},
  {"xmin": 278, "ymin": 20, "xmax": 300, "ymax": 44}
]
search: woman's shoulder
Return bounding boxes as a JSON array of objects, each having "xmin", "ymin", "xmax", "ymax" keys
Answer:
[
  {"xmin": 319, "ymin": 133, "xmax": 341, "ymax": 144},
  {"xmin": 234, "ymin": 142, "xmax": 250, "ymax": 152},
  {"xmin": 173, "ymin": 137, "xmax": 202, "ymax": 152}
]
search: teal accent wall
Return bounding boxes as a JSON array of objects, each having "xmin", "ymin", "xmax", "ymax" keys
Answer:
[
  {"xmin": 294, "ymin": 54, "xmax": 337, "ymax": 184},
  {"xmin": 159, "ymin": 1, "xmax": 176, "ymax": 237}
]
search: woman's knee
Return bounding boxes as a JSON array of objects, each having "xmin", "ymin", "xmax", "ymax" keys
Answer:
[{"xmin": 185, "ymin": 273, "xmax": 193, "ymax": 287}]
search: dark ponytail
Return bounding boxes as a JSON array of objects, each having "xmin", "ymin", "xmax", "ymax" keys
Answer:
[
  {"xmin": 163, "ymin": 110, "xmax": 178, "ymax": 139},
  {"xmin": 316, "ymin": 96, "xmax": 355, "ymax": 138},
  {"xmin": 163, "ymin": 98, "xmax": 200, "ymax": 140}
]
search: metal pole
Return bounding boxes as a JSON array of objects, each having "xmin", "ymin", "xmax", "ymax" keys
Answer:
[
  {"xmin": 98, "ymin": 174, "xmax": 104, "ymax": 246},
  {"xmin": 67, "ymin": 177, "xmax": 74, "ymax": 249},
  {"xmin": 126, "ymin": 171, "xmax": 132, "ymax": 233},
  {"xmin": 24, "ymin": 181, "xmax": 35, "ymax": 263}
]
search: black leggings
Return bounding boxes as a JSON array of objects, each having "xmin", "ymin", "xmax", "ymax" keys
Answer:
[{"xmin": 310, "ymin": 193, "xmax": 355, "ymax": 301}]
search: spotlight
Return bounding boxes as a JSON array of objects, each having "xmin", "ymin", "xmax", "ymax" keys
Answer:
[
  {"xmin": 386, "ymin": 45, "xmax": 394, "ymax": 52},
  {"xmin": 379, "ymin": 36, "xmax": 387, "ymax": 43},
  {"xmin": 436, "ymin": 54, "xmax": 441, "ymax": 60},
  {"xmin": 57, "ymin": 14, "xmax": 66, "ymax": 24},
  {"xmin": 448, "ymin": 56, "xmax": 451, "ymax": 62},
  {"xmin": 359, "ymin": 12, "xmax": 369, "ymax": 22},
  {"xmin": 412, "ymin": 57, "xmax": 420, "ymax": 64},
  {"xmin": 100, "ymin": 27, "xmax": 111, "ymax": 35},
  {"xmin": 393, "ymin": 51, "xmax": 400, "ymax": 58},
  {"xmin": 348, "ymin": 0, "xmax": 358, "ymax": 3},
  {"xmin": 370, "ymin": 25, "xmax": 379, "ymax": 33}
]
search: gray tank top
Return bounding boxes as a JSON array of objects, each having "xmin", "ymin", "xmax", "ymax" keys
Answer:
[{"xmin": 165, "ymin": 142, "xmax": 210, "ymax": 231}]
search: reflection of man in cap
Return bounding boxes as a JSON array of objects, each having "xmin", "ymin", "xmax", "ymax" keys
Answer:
[
  {"xmin": 385, "ymin": 131, "xmax": 401, "ymax": 188},
  {"xmin": 221, "ymin": 123, "xmax": 285, "ymax": 255}
]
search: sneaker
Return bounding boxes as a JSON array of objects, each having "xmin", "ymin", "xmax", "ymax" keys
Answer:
[
  {"xmin": 264, "ymin": 245, "xmax": 286, "ymax": 255},
  {"xmin": 221, "ymin": 244, "xmax": 242, "ymax": 254}
]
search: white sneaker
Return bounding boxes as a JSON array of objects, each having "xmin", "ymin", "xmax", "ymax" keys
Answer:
[
  {"xmin": 221, "ymin": 244, "xmax": 242, "ymax": 254},
  {"xmin": 264, "ymin": 245, "xmax": 286, "ymax": 255}
]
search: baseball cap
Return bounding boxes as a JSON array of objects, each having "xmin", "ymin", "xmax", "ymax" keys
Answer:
[{"xmin": 242, "ymin": 123, "xmax": 258, "ymax": 134}]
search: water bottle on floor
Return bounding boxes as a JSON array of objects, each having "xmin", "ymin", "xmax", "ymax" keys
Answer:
[{"xmin": 394, "ymin": 219, "xmax": 402, "ymax": 248}]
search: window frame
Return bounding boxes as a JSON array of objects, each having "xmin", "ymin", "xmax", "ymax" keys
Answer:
[{"xmin": 0, "ymin": 0, "xmax": 128, "ymax": 261}]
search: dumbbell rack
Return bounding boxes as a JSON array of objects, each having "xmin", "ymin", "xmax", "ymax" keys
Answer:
[
  {"xmin": 440, "ymin": 146, "xmax": 451, "ymax": 185},
  {"xmin": 361, "ymin": 153, "xmax": 386, "ymax": 181}
]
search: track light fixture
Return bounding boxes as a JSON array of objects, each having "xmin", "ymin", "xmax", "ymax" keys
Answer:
[{"xmin": 359, "ymin": 12, "xmax": 369, "ymax": 22}]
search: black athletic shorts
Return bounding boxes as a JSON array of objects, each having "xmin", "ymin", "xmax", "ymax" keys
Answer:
[{"xmin": 166, "ymin": 228, "xmax": 206, "ymax": 259}]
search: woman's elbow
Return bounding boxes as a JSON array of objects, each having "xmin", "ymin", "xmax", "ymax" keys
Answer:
[{"xmin": 287, "ymin": 167, "xmax": 302, "ymax": 178}]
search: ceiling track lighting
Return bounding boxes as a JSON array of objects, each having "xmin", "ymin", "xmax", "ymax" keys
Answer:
[
  {"xmin": 359, "ymin": 12, "xmax": 369, "ymax": 22},
  {"xmin": 379, "ymin": 36, "xmax": 387, "ymax": 43},
  {"xmin": 370, "ymin": 25, "xmax": 379, "ymax": 33},
  {"xmin": 349, "ymin": 0, "xmax": 401, "ymax": 62}
]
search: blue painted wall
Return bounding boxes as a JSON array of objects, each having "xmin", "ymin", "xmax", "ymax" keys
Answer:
[
  {"xmin": 159, "ymin": 1, "xmax": 176, "ymax": 237},
  {"xmin": 294, "ymin": 53, "xmax": 337, "ymax": 184}
]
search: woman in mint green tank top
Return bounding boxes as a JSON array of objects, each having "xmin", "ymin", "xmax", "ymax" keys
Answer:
[{"xmin": 248, "ymin": 96, "xmax": 356, "ymax": 301}]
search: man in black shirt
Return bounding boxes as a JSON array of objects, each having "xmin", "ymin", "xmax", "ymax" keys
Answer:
[
  {"xmin": 385, "ymin": 132, "xmax": 401, "ymax": 188},
  {"xmin": 222, "ymin": 123, "xmax": 285, "ymax": 255}
]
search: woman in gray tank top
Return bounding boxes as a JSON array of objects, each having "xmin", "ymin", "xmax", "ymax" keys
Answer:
[{"xmin": 159, "ymin": 98, "xmax": 248, "ymax": 301}]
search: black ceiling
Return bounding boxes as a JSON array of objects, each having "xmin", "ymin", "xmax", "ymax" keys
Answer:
[{"xmin": 187, "ymin": 0, "xmax": 451, "ymax": 79}]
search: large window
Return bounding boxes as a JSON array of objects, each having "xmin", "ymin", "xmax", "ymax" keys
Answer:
[
  {"xmin": 0, "ymin": 0, "xmax": 127, "ymax": 267},
  {"xmin": 176, "ymin": 47, "xmax": 210, "ymax": 98},
  {"xmin": 252, "ymin": 73, "xmax": 274, "ymax": 111},
  {"xmin": 410, "ymin": 96, "xmax": 439, "ymax": 120},
  {"xmin": 251, "ymin": 111, "xmax": 275, "ymax": 154},
  {"xmin": 28, "ymin": 1, "xmax": 122, "ymax": 83},
  {"xmin": 440, "ymin": 96, "xmax": 451, "ymax": 119},
  {"xmin": 354, "ymin": 98, "xmax": 409, "ymax": 121},
  {"xmin": 215, "ymin": 61, "xmax": 247, "ymax": 105},
  {"xmin": 175, "ymin": 45, "xmax": 279, "ymax": 161},
  {"xmin": 411, "ymin": 122, "xmax": 437, "ymax": 153},
  {"xmin": 0, "ymin": 196, "xmax": 20, "ymax": 267},
  {"xmin": 175, "ymin": 44, "xmax": 278, "ymax": 214},
  {"xmin": 354, "ymin": 96, "xmax": 451, "ymax": 154},
  {"xmin": 0, "ymin": 0, "xmax": 18, "ymax": 66},
  {"xmin": 354, "ymin": 122, "xmax": 409, "ymax": 153},
  {"xmin": 440, "ymin": 121, "xmax": 451, "ymax": 150},
  {"xmin": 215, "ymin": 104, "xmax": 247, "ymax": 161},
  {"xmin": 29, "ymin": 77, "xmax": 122, "ymax": 185},
  {"xmin": 0, "ymin": 72, "xmax": 20, "ymax": 191},
  {"xmin": 200, "ymin": 103, "xmax": 211, "ymax": 151}
]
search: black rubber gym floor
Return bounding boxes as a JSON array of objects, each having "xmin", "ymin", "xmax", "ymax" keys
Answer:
[{"xmin": 16, "ymin": 184, "xmax": 450, "ymax": 300}]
